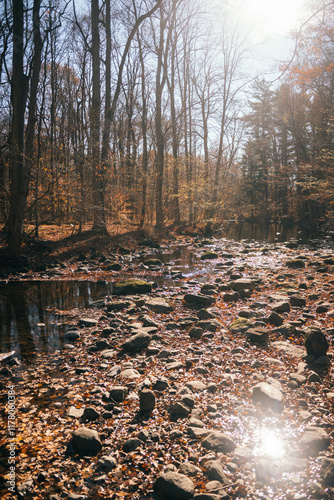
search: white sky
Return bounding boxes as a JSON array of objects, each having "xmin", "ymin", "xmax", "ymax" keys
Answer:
[{"xmin": 209, "ymin": 0, "xmax": 314, "ymax": 79}]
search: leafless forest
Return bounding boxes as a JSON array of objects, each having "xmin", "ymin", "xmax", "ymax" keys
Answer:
[{"xmin": 1, "ymin": 0, "xmax": 333, "ymax": 255}]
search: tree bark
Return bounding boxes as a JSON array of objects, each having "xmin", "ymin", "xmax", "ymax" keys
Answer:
[
  {"xmin": 91, "ymin": 0, "xmax": 106, "ymax": 232},
  {"xmin": 7, "ymin": 0, "xmax": 29, "ymax": 257}
]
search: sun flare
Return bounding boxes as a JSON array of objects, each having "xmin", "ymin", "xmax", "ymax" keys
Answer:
[
  {"xmin": 239, "ymin": 0, "xmax": 305, "ymax": 37},
  {"xmin": 255, "ymin": 429, "xmax": 286, "ymax": 460}
]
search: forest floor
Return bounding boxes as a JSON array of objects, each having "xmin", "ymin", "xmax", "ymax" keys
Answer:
[{"xmin": 0, "ymin": 225, "xmax": 334, "ymax": 500}]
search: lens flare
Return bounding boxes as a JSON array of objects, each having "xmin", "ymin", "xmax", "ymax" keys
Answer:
[{"xmin": 255, "ymin": 428, "xmax": 285, "ymax": 460}]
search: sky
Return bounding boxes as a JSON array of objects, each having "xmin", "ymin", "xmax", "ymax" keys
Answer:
[{"xmin": 210, "ymin": 0, "xmax": 315, "ymax": 80}]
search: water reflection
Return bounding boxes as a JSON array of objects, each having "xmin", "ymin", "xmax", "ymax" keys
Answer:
[
  {"xmin": 224, "ymin": 222, "xmax": 303, "ymax": 243},
  {"xmin": 0, "ymin": 281, "xmax": 112, "ymax": 361}
]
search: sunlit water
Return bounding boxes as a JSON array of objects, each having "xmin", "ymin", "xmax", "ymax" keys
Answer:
[{"xmin": 253, "ymin": 428, "xmax": 286, "ymax": 460}]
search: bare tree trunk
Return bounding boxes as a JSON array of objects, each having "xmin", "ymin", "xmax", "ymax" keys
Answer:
[
  {"xmin": 168, "ymin": 7, "xmax": 180, "ymax": 224},
  {"xmin": 155, "ymin": 9, "xmax": 165, "ymax": 228},
  {"xmin": 91, "ymin": 0, "xmax": 106, "ymax": 232},
  {"xmin": 7, "ymin": 0, "xmax": 29, "ymax": 256},
  {"xmin": 26, "ymin": 0, "xmax": 42, "ymax": 236},
  {"xmin": 137, "ymin": 30, "xmax": 148, "ymax": 227}
]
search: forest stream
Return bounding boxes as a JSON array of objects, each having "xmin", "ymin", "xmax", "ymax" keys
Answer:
[{"xmin": 1, "ymin": 234, "xmax": 334, "ymax": 500}]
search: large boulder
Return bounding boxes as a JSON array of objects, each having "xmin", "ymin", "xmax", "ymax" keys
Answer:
[
  {"xmin": 72, "ymin": 427, "xmax": 102, "ymax": 456},
  {"xmin": 300, "ymin": 426, "xmax": 330, "ymax": 455},
  {"xmin": 112, "ymin": 279, "xmax": 152, "ymax": 295}
]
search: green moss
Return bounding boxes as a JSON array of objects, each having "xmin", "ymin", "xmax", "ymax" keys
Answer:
[
  {"xmin": 113, "ymin": 279, "xmax": 152, "ymax": 295},
  {"xmin": 229, "ymin": 317, "xmax": 254, "ymax": 333},
  {"xmin": 200, "ymin": 251, "xmax": 218, "ymax": 260}
]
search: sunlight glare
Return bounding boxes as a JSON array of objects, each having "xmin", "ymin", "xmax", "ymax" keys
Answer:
[
  {"xmin": 259, "ymin": 429, "xmax": 285, "ymax": 460},
  {"xmin": 240, "ymin": 0, "xmax": 305, "ymax": 37}
]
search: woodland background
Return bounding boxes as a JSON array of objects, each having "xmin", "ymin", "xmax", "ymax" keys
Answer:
[{"xmin": 0, "ymin": 0, "xmax": 333, "ymax": 256}]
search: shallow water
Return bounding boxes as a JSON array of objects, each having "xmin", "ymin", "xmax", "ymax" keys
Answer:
[{"xmin": 0, "ymin": 245, "xmax": 203, "ymax": 360}]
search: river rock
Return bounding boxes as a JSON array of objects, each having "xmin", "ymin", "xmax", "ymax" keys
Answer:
[
  {"xmin": 286, "ymin": 259, "xmax": 306, "ymax": 268},
  {"xmin": 119, "ymin": 368, "xmax": 140, "ymax": 380},
  {"xmin": 109, "ymin": 386, "xmax": 128, "ymax": 402},
  {"xmin": 229, "ymin": 317, "xmax": 254, "ymax": 333},
  {"xmin": 201, "ymin": 251, "xmax": 218, "ymax": 260},
  {"xmin": 153, "ymin": 471, "xmax": 195, "ymax": 499},
  {"xmin": 146, "ymin": 297, "xmax": 174, "ymax": 313},
  {"xmin": 141, "ymin": 314, "xmax": 159, "ymax": 327},
  {"xmin": 184, "ymin": 293, "xmax": 215, "ymax": 307},
  {"xmin": 97, "ymin": 455, "xmax": 117, "ymax": 471},
  {"xmin": 232, "ymin": 278, "xmax": 256, "ymax": 291},
  {"xmin": 300, "ymin": 426, "xmax": 330, "ymax": 455},
  {"xmin": 246, "ymin": 327, "xmax": 269, "ymax": 343},
  {"xmin": 106, "ymin": 300, "xmax": 131, "ymax": 311},
  {"xmin": 144, "ymin": 258, "xmax": 162, "ymax": 266},
  {"xmin": 223, "ymin": 291, "xmax": 240, "ymax": 302},
  {"xmin": 251, "ymin": 382, "xmax": 283, "ymax": 412},
  {"xmin": 107, "ymin": 262, "xmax": 122, "ymax": 271},
  {"xmin": 196, "ymin": 319, "xmax": 221, "ymax": 331},
  {"xmin": 64, "ymin": 330, "xmax": 81, "ymax": 341},
  {"xmin": 139, "ymin": 389, "xmax": 156, "ymax": 412},
  {"xmin": 202, "ymin": 431, "xmax": 236, "ymax": 453},
  {"xmin": 189, "ymin": 327, "xmax": 203, "ymax": 339},
  {"xmin": 304, "ymin": 329, "xmax": 329, "ymax": 357},
  {"xmin": 121, "ymin": 331, "xmax": 151, "ymax": 352},
  {"xmin": 197, "ymin": 308, "xmax": 215, "ymax": 319},
  {"xmin": 322, "ymin": 459, "xmax": 334, "ymax": 486},
  {"xmin": 204, "ymin": 460, "xmax": 228, "ymax": 484},
  {"xmin": 268, "ymin": 311, "xmax": 284, "ymax": 326},
  {"xmin": 194, "ymin": 495, "xmax": 221, "ymax": 500},
  {"xmin": 290, "ymin": 294, "xmax": 307, "ymax": 307},
  {"xmin": 272, "ymin": 301, "xmax": 290, "ymax": 313},
  {"xmin": 82, "ymin": 407, "xmax": 100, "ymax": 422},
  {"xmin": 178, "ymin": 462, "xmax": 202, "ymax": 477},
  {"xmin": 168, "ymin": 402, "xmax": 191, "ymax": 418},
  {"xmin": 67, "ymin": 406, "xmax": 84, "ymax": 419},
  {"xmin": 78, "ymin": 318, "xmax": 99, "ymax": 327},
  {"xmin": 113, "ymin": 279, "xmax": 152, "ymax": 295},
  {"xmin": 72, "ymin": 427, "xmax": 102, "ymax": 455},
  {"xmin": 186, "ymin": 380, "xmax": 206, "ymax": 392},
  {"xmin": 123, "ymin": 438, "xmax": 142, "ymax": 452}
]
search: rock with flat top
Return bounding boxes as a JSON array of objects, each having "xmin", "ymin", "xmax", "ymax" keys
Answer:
[
  {"xmin": 202, "ymin": 431, "xmax": 236, "ymax": 453},
  {"xmin": 72, "ymin": 427, "xmax": 102, "ymax": 455},
  {"xmin": 153, "ymin": 471, "xmax": 194, "ymax": 499},
  {"xmin": 251, "ymin": 382, "xmax": 283, "ymax": 412}
]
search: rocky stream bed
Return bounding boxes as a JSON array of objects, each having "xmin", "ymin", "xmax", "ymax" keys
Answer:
[{"xmin": 1, "ymin": 236, "xmax": 334, "ymax": 500}]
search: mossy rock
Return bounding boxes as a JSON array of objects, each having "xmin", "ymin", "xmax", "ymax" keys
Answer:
[
  {"xmin": 286, "ymin": 259, "xmax": 306, "ymax": 269},
  {"xmin": 200, "ymin": 251, "xmax": 218, "ymax": 260},
  {"xmin": 229, "ymin": 317, "xmax": 254, "ymax": 333},
  {"xmin": 113, "ymin": 279, "xmax": 152, "ymax": 295}
]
